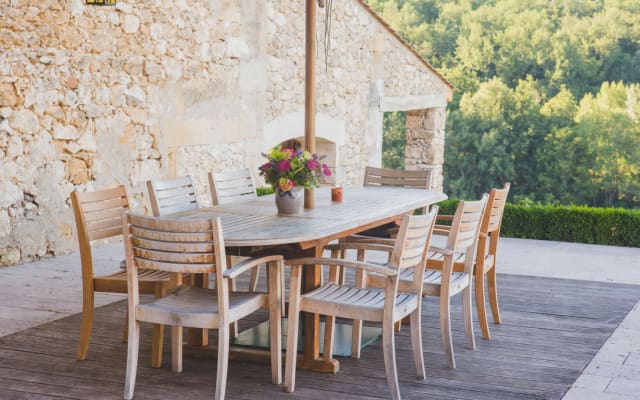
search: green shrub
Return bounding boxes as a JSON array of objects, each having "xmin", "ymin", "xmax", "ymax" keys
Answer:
[
  {"xmin": 256, "ymin": 187, "xmax": 275, "ymax": 196},
  {"xmin": 439, "ymin": 199, "xmax": 640, "ymax": 247}
]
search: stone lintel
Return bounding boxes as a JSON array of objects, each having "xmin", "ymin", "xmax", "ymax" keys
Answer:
[{"xmin": 379, "ymin": 94, "xmax": 447, "ymax": 112}]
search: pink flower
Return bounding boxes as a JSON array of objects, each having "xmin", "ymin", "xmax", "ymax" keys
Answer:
[
  {"xmin": 278, "ymin": 178, "xmax": 295, "ymax": 192},
  {"xmin": 276, "ymin": 160, "xmax": 291, "ymax": 171},
  {"xmin": 259, "ymin": 162, "xmax": 270, "ymax": 171},
  {"xmin": 283, "ymin": 148, "xmax": 296, "ymax": 159},
  {"xmin": 307, "ymin": 160, "xmax": 317, "ymax": 170},
  {"xmin": 322, "ymin": 164, "xmax": 331, "ymax": 176}
]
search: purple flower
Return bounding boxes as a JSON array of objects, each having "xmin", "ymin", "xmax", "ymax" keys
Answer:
[
  {"xmin": 259, "ymin": 162, "xmax": 270, "ymax": 171},
  {"xmin": 307, "ymin": 160, "xmax": 317, "ymax": 170},
  {"xmin": 322, "ymin": 163, "xmax": 331, "ymax": 176},
  {"xmin": 276, "ymin": 160, "xmax": 291, "ymax": 172}
]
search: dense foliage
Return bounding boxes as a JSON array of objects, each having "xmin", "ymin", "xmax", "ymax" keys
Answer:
[
  {"xmin": 436, "ymin": 199, "xmax": 640, "ymax": 247},
  {"xmin": 372, "ymin": 0, "xmax": 640, "ymax": 208}
]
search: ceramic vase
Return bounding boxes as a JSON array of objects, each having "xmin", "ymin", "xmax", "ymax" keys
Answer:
[{"xmin": 275, "ymin": 187, "xmax": 304, "ymax": 214}]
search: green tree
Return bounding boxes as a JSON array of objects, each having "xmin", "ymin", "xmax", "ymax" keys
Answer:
[
  {"xmin": 382, "ymin": 112, "xmax": 406, "ymax": 170},
  {"xmin": 575, "ymin": 82, "xmax": 640, "ymax": 206}
]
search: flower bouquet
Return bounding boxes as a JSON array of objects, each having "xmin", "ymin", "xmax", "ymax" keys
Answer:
[{"xmin": 259, "ymin": 146, "xmax": 331, "ymax": 213}]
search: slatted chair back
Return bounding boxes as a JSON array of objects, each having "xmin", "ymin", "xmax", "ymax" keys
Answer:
[
  {"xmin": 481, "ymin": 183, "xmax": 510, "ymax": 236},
  {"xmin": 391, "ymin": 207, "xmax": 439, "ymax": 295},
  {"xmin": 447, "ymin": 195, "xmax": 488, "ymax": 256},
  {"xmin": 208, "ymin": 169, "xmax": 258, "ymax": 205},
  {"xmin": 123, "ymin": 214, "xmax": 226, "ymax": 303},
  {"xmin": 391, "ymin": 207, "xmax": 439, "ymax": 271},
  {"xmin": 364, "ymin": 166, "xmax": 432, "ymax": 190},
  {"xmin": 71, "ymin": 186, "xmax": 129, "ymax": 277},
  {"xmin": 146, "ymin": 176, "xmax": 199, "ymax": 216}
]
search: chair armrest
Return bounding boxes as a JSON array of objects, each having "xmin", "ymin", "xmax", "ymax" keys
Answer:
[
  {"xmin": 436, "ymin": 214, "xmax": 454, "ymax": 221},
  {"xmin": 223, "ymin": 255, "xmax": 283, "ymax": 279},
  {"xmin": 343, "ymin": 234, "xmax": 391, "ymax": 244},
  {"xmin": 428, "ymin": 245, "xmax": 454, "ymax": 256},
  {"xmin": 325, "ymin": 242, "xmax": 395, "ymax": 253},
  {"xmin": 433, "ymin": 224, "xmax": 451, "ymax": 237},
  {"xmin": 286, "ymin": 257, "xmax": 397, "ymax": 276}
]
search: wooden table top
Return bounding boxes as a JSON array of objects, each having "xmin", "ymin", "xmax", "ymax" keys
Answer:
[{"xmin": 168, "ymin": 186, "xmax": 447, "ymax": 249}]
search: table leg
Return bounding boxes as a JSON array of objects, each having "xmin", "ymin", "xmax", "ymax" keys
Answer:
[{"xmin": 298, "ymin": 246, "xmax": 339, "ymax": 373}]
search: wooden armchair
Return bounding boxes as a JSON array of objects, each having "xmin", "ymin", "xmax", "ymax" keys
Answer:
[
  {"xmin": 146, "ymin": 175, "xmax": 199, "ymax": 217},
  {"xmin": 284, "ymin": 210, "xmax": 438, "ymax": 400},
  {"xmin": 208, "ymin": 168, "xmax": 258, "ymax": 206},
  {"xmin": 352, "ymin": 166, "xmax": 432, "ymax": 238},
  {"xmin": 432, "ymin": 183, "xmax": 511, "ymax": 339},
  {"xmin": 208, "ymin": 169, "xmax": 260, "ymax": 291},
  {"xmin": 122, "ymin": 214, "xmax": 283, "ymax": 400},
  {"xmin": 361, "ymin": 195, "xmax": 488, "ymax": 369},
  {"xmin": 71, "ymin": 186, "xmax": 180, "ymax": 367}
]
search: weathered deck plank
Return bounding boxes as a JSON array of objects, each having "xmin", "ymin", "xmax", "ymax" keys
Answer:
[{"xmin": 0, "ymin": 274, "xmax": 638, "ymax": 400}]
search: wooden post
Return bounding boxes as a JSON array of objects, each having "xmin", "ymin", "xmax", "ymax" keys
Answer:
[{"xmin": 304, "ymin": 0, "xmax": 316, "ymax": 209}]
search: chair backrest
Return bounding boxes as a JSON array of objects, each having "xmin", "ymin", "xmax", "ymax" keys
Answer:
[
  {"xmin": 122, "ymin": 213, "xmax": 229, "ymax": 312},
  {"xmin": 147, "ymin": 176, "xmax": 199, "ymax": 216},
  {"xmin": 480, "ymin": 183, "xmax": 510, "ymax": 236},
  {"xmin": 389, "ymin": 207, "xmax": 438, "ymax": 295},
  {"xmin": 208, "ymin": 169, "xmax": 258, "ymax": 206},
  {"xmin": 363, "ymin": 166, "xmax": 432, "ymax": 190},
  {"xmin": 447, "ymin": 195, "xmax": 488, "ymax": 253},
  {"xmin": 71, "ymin": 186, "xmax": 130, "ymax": 278}
]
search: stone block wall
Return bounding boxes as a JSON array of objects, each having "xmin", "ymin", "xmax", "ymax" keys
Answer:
[
  {"xmin": 405, "ymin": 108, "xmax": 446, "ymax": 191},
  {"xmin": 0, "ymin": 0, "xmax": 451, "ymax": 266}
]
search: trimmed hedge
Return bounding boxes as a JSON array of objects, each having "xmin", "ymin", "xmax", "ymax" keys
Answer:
[
  {"xmin": 437, "ymin": 199, "xmax": 640, "ymax": 247},
  {"xmin": 259, "ymin": 189, "xmax": 640, "ymax": 247},
  {"xmin": 257, "ymin": 187, "xmax": 275, "ymax": 197}
]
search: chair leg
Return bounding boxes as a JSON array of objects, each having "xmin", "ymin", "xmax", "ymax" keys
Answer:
[
  {"xmin": 171, "ymin": 326, "xmax": 183, "ymax": 373},
  {"xmin": 284, "ymin": 269, "xmax": 302, "ymax": 393},
  {"xmin": 475, "ymin": 271, "xmax": 490, "ymax": 340},
  {"xmin": 267, "ymin": 261, "xmax": 282, "ymax": 385},
  {"xmin": 215, "ymin": 324, "xmax": 230, "ymax": 400},
  {"xmin": 382, "ymin": 318, "xmax": 401, "ymax": 400},
  {"xmin": 151, "ymin": 324, "xmax": 164, "ymax": 368},
  {"xmin": 121, "ymin": 309, "xmax": 128, "ymax": 343},
  {"xmin": 228, "ymin": 277, "xmax": 239, "ymax": 338},
  {"xmin": 323, "ymin": 315, "xmax": 335, "ymax": 360},
  {"xmin": 77, "ymin": 291, "xmax": 94, "ymax": 360},
  {"xmin": 462, "ymin": 285, "xmax": 476, "ymax": 350},
  {"xmin": 487, "ymin": 266, "xmax": 502, "ymax": 324},
  {"xmin": 123, "ymin": 318, "xmax": 140, "ymax": 400},
  {"xmin": 409, "ymin": 309, "xmax": 426, "ymax": 380},
  {"xmin": 351, "ymin": 251, "xmax": 365, "ymax": 359},
  {"xmin": 440, "ymin": 296, "xmax": 456, "ymax": 369},
  {"xmin": 249, "ymin": 265, "xmax": 260, "ymax": 292},
  {"xmin": 281, "ymin": 265, "xmax": 287, "ymax": 316}
]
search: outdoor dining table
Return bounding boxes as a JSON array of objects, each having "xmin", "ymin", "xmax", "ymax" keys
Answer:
[{"xmin": 167, "ymin": 186, "xmax": 447, "ymax": 373}]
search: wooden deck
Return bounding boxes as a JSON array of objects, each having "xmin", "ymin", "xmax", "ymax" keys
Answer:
[{"xmin": 1, "ymin": 274, "xmax": 639, "ymax": 400}]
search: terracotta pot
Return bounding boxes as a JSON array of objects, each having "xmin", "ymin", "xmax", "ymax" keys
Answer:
[{"xmin": 275, "ymin": 187, "xmax": 303, "ymax": 214}]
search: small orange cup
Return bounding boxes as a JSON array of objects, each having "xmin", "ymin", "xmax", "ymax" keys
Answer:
[{"xmin": 331, "ymin": 187, "xmax": 343, "ymax": 202}]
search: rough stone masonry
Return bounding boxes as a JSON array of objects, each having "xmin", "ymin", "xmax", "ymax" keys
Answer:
[{"xmin": 0, "ymin": 0, "xmax": 452, "ymax": 266}]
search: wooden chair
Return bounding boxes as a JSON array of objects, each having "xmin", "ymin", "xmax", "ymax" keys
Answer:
[
  {"xmin": 71, "ymin": 186, "xmax": 180, "ymax": 367},
  {"xmin": 362, "ymin": 195, "xmax": 488, "ymax": 369},
  {"xmin": 122, "ymin": 214, "xmax": 282, "ymax": 400},
  {"xmin": 284, "ymin": 210, "xmax": 438, "ymax": 400},
  {"xmin": 146, "ymin": 175, "xmax": 199, "ymax": 217},
  {"xmin": 208, "ymin": 168, "xmax": 258, "ymax": 206},
  {"xmin": 349, "ymin": 166, "xmax": 432, "ymax": 239},
  {"xmin": 433, "ymin": 183, "xmax": 510, "ymax": 339},
  {"xmin": 208, "ymin": 169, "xmax": 260, "ymax": 291}
]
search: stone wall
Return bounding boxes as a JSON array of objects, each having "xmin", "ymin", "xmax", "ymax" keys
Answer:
[
  {"xmin": 405, "ymin": 108, "xmax": 446, "ymax": 191},
  {"xmin": 0, "ymin": 0, "xmax": 451, "ymax": 266}
]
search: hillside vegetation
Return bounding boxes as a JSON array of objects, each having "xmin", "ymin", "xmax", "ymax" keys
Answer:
[{"xmin": 371, "ymin": 0, "xmax": 640, "ymax": 208}]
